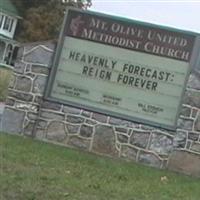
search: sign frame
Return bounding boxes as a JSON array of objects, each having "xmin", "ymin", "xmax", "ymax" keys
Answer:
[{"xmin": 45, "ymin": 7, "xmax": 200, "ymax": 130}]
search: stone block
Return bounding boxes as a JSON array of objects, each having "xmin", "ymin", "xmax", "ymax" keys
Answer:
[
  {"xmin": 40, "ymin": 42, "xmax": 56, "ymax": 51},
  {"xmin": 46, "ymin": 121, "xmax": 67, "ymax": 142},
  {"xmin": 23, "ymin": 118, "xmax": 29, "ymax": 127},
  {"xmin": 188, "ymin": 132, "xmax": 199, "ymax": 141},
  {"xmin": 177, "ymin": 118, "xmax": 194, "ymax": 131},
  {"xmin": 41, "ymin": 101, "xmax": 61, "ymax": 111},
  {"xmin": 15, "ymin": 102, "xmax": 38, "ymax": 112},
  {"xmin": 8, "ymin": 74, "xmax": 16, "ymax": 89},
  {"xmin": 27, "ymin": 112, "xmax": 38, "ymax": 120},
  {"xmin": 186, "ymin": 141, "xmax": 192, "ymax": 150},
  {"xmin": 40, "ymin": 111, "xmax": 64, "ymax": 120},
  {"xmin": 109, "ymin": 117, "xmax": 124, "ymax": 125},
  {"xmin": 24, "ymin": 46, "xmax": 53, "ymax": 66},
  {"xmin": 128, "ymin": 129, "xmax": 132, "ymax": 136},
  {"xmin": 35, "ymin": 129, "xmax": 45, "ymax": 139},
  {"xmin": 15, "ymin": 76, "xmax": 32, "ymax": 92},
  {"xmin": 14, "ymin": 61, "xmax": 26, "ymax": 74},
  {"xmin": 66, "ymin": 115, "xmax": 84, "ymax": 124},
  {"xmin": 187, "ymin": 73, "xmax": 200, "ymax": 90},
  {"xmin": 63, "ymin": 106, "xmax": 81, "ymax": 114},
  {"xmin": 190, "ymin": 143, "xmax": 200, "ymax": 153},
  {"xmin": 24, "ymin": 122, "xmax": 35, "ymax": 136},
  {"xmin": 80, "ymin": 124, "xmax": 93, "ymax": 138},
  {"xmin": 115, "ymin": 127, "xmax": 128, "ymax": 133},
  {"xmin": 2, "ymin": 108, "xmax": 25, "ymax": 134},
  {"xmin": 120, "ymin": 145, "xmax": 138, "ymax": 161},
  {"xmin": 183, "ymin": 90, "xmax": 200, "ymax": 109},
  {"xmin": 68, "ymin": 136, "xmax": 90, "ymax": 150},
  {"xmin": 117, "ymin": 133, "xmax": 129, "ymax": 143},
  {"xmin": 149, "ymin": 132, "xmax": 173, "ymax": 155},
  {"xmin": 66, "ymin": 124, "xmax": 80, "ymax": 134},
  {"xmin": 138, "ymin": 151, "xmax": 162, "ymax": 168},
  {"xmin": 31, "ymin": 64, "xmax": 49, "ymax": 75},
  {"xmin": 9, "ymin": 90, "xmax": 33, "ymax": 102},
  {"xmin": 5, "ymin": 98, "xmax": 15, "ymax": 106},
  {"xmin": 140, "ymin": 124, "xmax": 155, "ymax": 130},
  {"xmin": 191, "ymin": 108, "xmax": 198, "ymax": 118},
  {"xmin": 33, "ymin": 75, "xmax": 47, "ymax": 94},
  {"xmin": 25, "ymin": 73, "xmax": 35, "ymax": 79},
  {"xmin": 25, "ymin": 64, "xmax": 31, "ymax": 73},
  {"xmin": 43, "ymin": 42, "xmax": 56, "ymax": 51},
  {"xmin": 81, "ymin": 111, "xmax": 91, "ymax": 117},
  {"xmin": 92, "ymin": 125, "xmax": 117, "ymax": 156},
  {"xmin": 168, "ymin": 150, "xmax": 200, "ymax": 177},
  {"xmin": 34, "ymin": 96, "xmax": 43, "ymax": 104},
  {"xmin": 180, "ymin": 106, "xmax": 191, "ymax": 117},
  {"xmin": 194, "ymin": 113, "xmax": 200, "ymax": 131},
  {"xmin": 85, "ymin": 119, "xmax": 97, "ymax": 125},
  {"xmin": 24, "ymin": 41, "xmax": 55, "ymax": 53},
  {"xmin": 173, "ymin": 130, "xmax": 187, "ymax": 148},
  {"xmin": 37, "ymin": 119, "xmax": 48, "ymax": 129},
  {"xmin": 92, "ymin": 113, "xmax": 107, "ymax": 123},
  {"xmin": 130, "ymin": 131, "xmax": 150, "ymax": 149},
  {"xmin": 109, "ymin": 117, "xmax": 138, "ymax": 128}
]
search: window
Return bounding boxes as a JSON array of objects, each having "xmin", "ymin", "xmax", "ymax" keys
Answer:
[
  {"xmin": 0, "ymin": 14, "xmax": 4, "ymax": 28},
  {"xmin": 9, "ymin": 19, "xmax": 14, "ymax": 32},
  {"xmin": 3, "ymin": 44, "xmax": 19, "ymax": 66},
  {"xmin": 3, "ymin": 16, "xmax": 10, "ymax": 30},
  {"xmin": 3, "ymin": 16, "xmax": 14, "ymax": 32},
  {"xmin": 4, "ymin": 44, "xmax": 13, "ymax": 65},
  {"xmin": 11, "ymin": 46, "xmax": 19, "ymax": 66}
]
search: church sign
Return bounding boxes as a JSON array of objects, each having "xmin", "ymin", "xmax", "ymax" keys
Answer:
[{"xmin": 45, "ymin": 7, "xmax": 199, "ymax": 130}]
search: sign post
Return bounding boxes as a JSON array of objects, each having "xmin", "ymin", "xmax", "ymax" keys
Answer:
[{"xmin": 45, "ymin": 7, "xmax": 199, "ymax": 130}]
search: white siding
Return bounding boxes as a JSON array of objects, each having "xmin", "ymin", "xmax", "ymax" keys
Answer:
[{"xmin": 0, "ymin": 13, "xmax": 18, "ymax": 39}]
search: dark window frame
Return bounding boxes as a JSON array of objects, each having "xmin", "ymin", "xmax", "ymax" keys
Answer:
[{"xmin": 0, "ymin": 14, "xmax": 4, "ymax": 28}]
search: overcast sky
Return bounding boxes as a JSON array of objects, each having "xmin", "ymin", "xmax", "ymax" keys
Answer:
[{"xmin": 90, "ymin": 0, "xmax": 200, "ymax": 33}]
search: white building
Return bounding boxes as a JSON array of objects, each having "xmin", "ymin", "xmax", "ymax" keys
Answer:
[{"xmin": 0, "ymin": 0, "xmax": 21, "ymax": 68}]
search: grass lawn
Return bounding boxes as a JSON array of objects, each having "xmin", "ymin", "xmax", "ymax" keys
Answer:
[{"xmin": 1, "ymin": 133, "xmax": 200, "ymax": 200}]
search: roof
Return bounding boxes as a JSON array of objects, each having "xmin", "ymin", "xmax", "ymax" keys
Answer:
[{"xmin": 0, "ymin": 0, "xmax": 21, "ymax": 18}]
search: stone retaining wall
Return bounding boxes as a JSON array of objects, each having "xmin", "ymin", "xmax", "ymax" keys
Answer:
[{"xmin": 2, "ymin": 41, "xmax": 200, "ymax": 177}]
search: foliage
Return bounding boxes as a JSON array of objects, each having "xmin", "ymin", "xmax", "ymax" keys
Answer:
[
  {"xmin": 0, "ymin": 69, "xmax": 11, "ymax": 102},
  {"xmin": 11, "ymin": 0, "xmax": 92, "ymax": 42},
  {"xmin": 1, "ymin": 133, "xmax": 200, "ymax": 200},
  {"xmin": 18, "ymin": 2, "xmax": 64, "ymax": 42}
]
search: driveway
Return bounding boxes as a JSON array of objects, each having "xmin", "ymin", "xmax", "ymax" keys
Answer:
[
  {"xmin": 0, "ymin": 102, "xmax": 5, "ymax": 130},
  {"xmin": 0, "ymin": 102, "xmax": 5, "ymax": 113}
]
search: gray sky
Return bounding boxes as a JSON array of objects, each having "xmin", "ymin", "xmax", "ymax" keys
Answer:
[{"xmin": 90, "ymin": 0, "xmax": 200, "ymax": 33}]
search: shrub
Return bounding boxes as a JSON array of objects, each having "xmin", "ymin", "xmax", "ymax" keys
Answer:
[{"xmin": 0, "ymin": 69, "xmax": 11, "ymax": 102}]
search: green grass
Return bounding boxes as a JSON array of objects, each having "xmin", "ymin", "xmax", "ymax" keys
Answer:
[
  {"xmin": 0, "ymin": 69, "xmax": 11, "ymax": 102},
  {"xmin": 1, "ymin": 133, "xmax": 200, "ymax": 200}
]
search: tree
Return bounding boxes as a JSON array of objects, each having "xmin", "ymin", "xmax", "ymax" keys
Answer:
[
  {"xmin": 12, "ymin": 0, "xmax": 92, "ymax": 42},
  {"xmin": 64, "ymin": 0, "xmax": 92, "ymax": 9}
]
